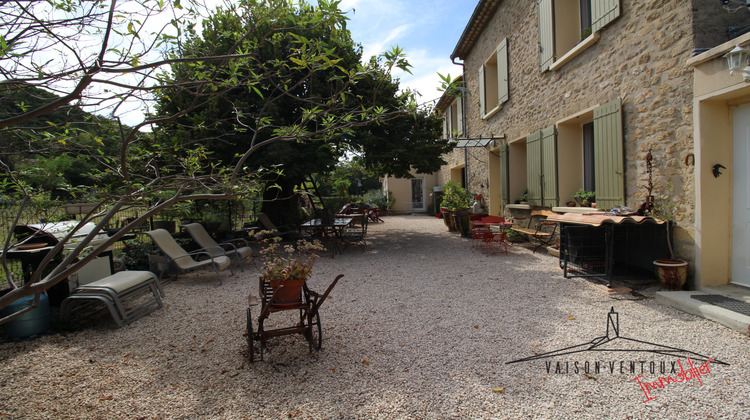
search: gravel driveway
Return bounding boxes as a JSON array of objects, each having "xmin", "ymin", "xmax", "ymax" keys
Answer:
[{"xmin": 0, "ymin": 214, "xmax": 748, "ymax": 419}]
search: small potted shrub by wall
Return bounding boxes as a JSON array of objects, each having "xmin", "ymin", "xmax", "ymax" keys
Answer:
[
  {"xmin": 518, "ymin": 190, "xmax": 528, "ymax": 205},
  {"xmin": 652, "ymin": 183, "xmax": 688, "ymax": 290},
  {"xmin": 572, "ymin": 189, "xmax": 596, "ymax": 207}
]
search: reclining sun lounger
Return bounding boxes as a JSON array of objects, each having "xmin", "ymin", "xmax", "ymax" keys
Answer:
[
  {"xmin": 144, "ymin": 229, "xmax": 232, "ymax": 285},
  {"xmin": 181, "ymin": 223, "xmax": 252, "ymax": 271},
  {"xmin": 60, "ymin": 270, "xmax": 163, "ymax": 328}
]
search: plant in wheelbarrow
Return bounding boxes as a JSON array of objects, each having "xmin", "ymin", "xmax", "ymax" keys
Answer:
[
  {"xmin": 651, "ymin": 181, "xmax": 688, "ymax": 290},
  {"xmin": 254, "ymin": 232, "xmax": 326, "ymax": 304},
  {"xmin": 245, "ymin": 230, "xmax": 342, "ymax": 362}
]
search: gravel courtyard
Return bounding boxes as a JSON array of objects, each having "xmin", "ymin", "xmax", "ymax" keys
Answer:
[{"xmin": 0, "ymin": 214, "xmax": 748, "ymax": 419}]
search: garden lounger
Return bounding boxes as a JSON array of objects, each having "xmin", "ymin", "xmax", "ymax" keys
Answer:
[
  {"xmin": 181, "ymin": 223, "xmax": 252, "ymax": 271},
  {"xmin": 60, "ymin": 270, "xmax": 163, "ymax": 328},
  {"xmin": 256, "ymin": 213, "xmax": 297, "ymax": 239},
  {"xmin": 144, "ymin": 229, "xmax": 232, "ymax": 285}
]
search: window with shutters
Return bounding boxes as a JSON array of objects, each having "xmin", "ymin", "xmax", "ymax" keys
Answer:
[
  {"xmin": 555, "ymin": 99, "xmax": 623, "ymax": 209},
  {"xmin": 537, "ymin": 0, "xmax": 620, "ymax": 72},
  {"xmin": 509, "ymin": 141, "xmax": 528, "ymax": 204},
  {"xmin": 557, "ymin": 108, "xmax": 595, "ymax": 204},
  {"xmin": 442, "ymin": 97, "xmax": 463, "ymax": 139},
  {"xmin": 479, "ymin": 38, "xmax": 509, "ymax": 119},
  {"xmin": 526, "ymin": 126, "xmax": 558, "ymax": 207}
]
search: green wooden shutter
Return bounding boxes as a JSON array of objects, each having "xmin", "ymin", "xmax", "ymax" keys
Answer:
[
  {"xmin": 593, "ymin": 97, "xmax": 624, "ymax": 209},
  {"xmin": 497, "ymin": 38, "xmax": 509, "ymax": 105},
  {"xmin": 526, "ymin": 131, "xmax": 543, "ymax": 206},
  {"xmin": 446, "ymin": 107, "xmax": 453, "ymax": 138},
  {"xmin": 456, "ymin": 97, "xmax": 464, "ymax": 136},
  {"xmin": 499, "ymin": 143, "xmax": 510, "ymax": 205},
  {"xmin": 537, "ymin": 0, "xmax": 554, "ymax": 72},
  {"xmin": 592, "ymin": 0, "xmax": 620, "ymax": 33},
  {"xmin": 478, "ymin": 66, "xmax": 485, "ymax": 118},
  {"xmin": 540, "ymin": 125, "xmax": 558, "ymax": 207}
]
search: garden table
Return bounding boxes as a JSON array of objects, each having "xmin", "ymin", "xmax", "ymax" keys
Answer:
[{"xmin": 300, "ymin": 217, "xmax": 354, "ymax": 256}]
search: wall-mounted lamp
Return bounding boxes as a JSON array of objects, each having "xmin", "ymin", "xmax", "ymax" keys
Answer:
[{"xmin": 724, "ymin": 45, "xmax": 750, "ymax": 81}]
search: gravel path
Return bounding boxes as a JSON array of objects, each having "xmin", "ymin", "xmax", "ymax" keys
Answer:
[{"xmin": 0, "ymin": 214, "xmax": 748, "ymax": 419}]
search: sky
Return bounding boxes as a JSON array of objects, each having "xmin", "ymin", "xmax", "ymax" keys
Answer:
[
  {"xmin": 338, "ymin": 0, "xmax": 476, "ymax": 108},
  {"xmin": 12, "ymin": 1, "xmax": 477, "ymax": 125}
]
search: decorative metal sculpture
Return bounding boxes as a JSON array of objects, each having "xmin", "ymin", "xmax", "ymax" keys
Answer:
[{"xmin": 637, "ymin": 149, "xmax": 655, "ymax": 215}]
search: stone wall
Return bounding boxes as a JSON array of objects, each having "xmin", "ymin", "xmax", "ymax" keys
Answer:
[{"xmin": 440, "ymin": 0, "xmax": 743, "ymax": 262}]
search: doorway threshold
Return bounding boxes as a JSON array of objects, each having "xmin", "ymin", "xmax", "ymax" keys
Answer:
[{"xmin": 656, "ymin": 284, "xmax": 750, "ymax": 336}]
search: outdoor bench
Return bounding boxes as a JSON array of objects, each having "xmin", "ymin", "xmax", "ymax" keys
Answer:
[{"xmin": 511, "ymin": 209, "xmax": 557, "ymax": 253}]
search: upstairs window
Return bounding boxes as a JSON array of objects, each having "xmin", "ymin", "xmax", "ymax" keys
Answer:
[
  {"xmin": 479, "ymin": 38, "xmax": 509, "ymax": 119},
  {"xmin": 538, "ymin": 0, "xmax": 620, "ymax": 72},
  {"xmin": 442, "ymin": 97, "xmax": 464, "ymax": 139}
]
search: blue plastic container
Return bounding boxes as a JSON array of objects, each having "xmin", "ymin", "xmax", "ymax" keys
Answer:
[{"xmin": 1, "ymin": 294, "xmax": 51, "ymax": 339}]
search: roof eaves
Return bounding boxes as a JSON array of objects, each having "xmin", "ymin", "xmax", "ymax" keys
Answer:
[{"xmin": 450, "ymin": 0, "xmax": 502, "ymax": 61}]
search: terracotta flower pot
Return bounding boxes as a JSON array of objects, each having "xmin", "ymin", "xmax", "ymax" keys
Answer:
[
  {"xmin": 452, "ymin": 211, "xmax": 472, "ymax": 237},
  {"xmin": 653, "ymin": 259, "xmax": 688, "ymax": 290},
  {"xmin": 268, "ymin": 277, "xmax": 306, "ymax": 305},
  {"xmin": 442, "ymin": 210, "xmax": 455, "ymax": 231}
]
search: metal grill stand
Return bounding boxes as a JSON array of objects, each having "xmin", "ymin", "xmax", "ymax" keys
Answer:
[{"xmin": 555, "ymin": 215, "xmax": 670, "ymax": 287}]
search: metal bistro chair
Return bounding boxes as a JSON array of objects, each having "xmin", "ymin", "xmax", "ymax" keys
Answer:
[
  {"xmin": 478, "ymin": 216, "xmax": 511, "ymax": 254},
  {"xmin": 340, "ymin": 214, "xmax": 368, "ymax": 251},
  {"xmin": 246, "ymin": 274, "xmax": 343, "ymax": 362}
]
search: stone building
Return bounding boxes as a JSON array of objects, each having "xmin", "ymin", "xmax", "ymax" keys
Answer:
[{"xmin": 434, "ymin": 0, "xmax": 750, "ymax": 291}]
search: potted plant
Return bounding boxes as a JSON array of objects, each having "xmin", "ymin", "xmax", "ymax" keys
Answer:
[
  {"xmin": 441, "ymin": 181, "xmax": 472, "ymax": 236},
  {"xmin": 652, "ymin": 182, "xmax": 688, "ymax": 290},
  {"xmin": 253, "ymin": 231, "xmax": 325, "ymax": 304},
  {"xmin": 572, "ymin": 189, "xmax": 596, "ymax": 207},
  {"xmin": 518, "ymin": 190, "xmax": 528, "ymax": 205}
]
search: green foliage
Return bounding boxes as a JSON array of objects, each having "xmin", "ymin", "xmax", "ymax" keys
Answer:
[
  {"xmin": 572, "ymin": 189, "xmax": 595, "ymax": 205},
  {"xmin": 358, "ymin": 189, "xmax": 388, "ymax": 210},
  {"xmin": 437, "ymin": 73, "xmax": 469, "ymax": 98},
  {"xmin": 387, "ymin": 191, "xmax": 396, "ymax": 209},
  {"xmin": 155, "ymin": 0, "xmax": 450, "ymax": 222},
  {"xmin": 441, "ymin": 181, "xmax": 471, "ymax": 212},
  {"xmin": 0, "ymin": 84, "xmax": 126, "ymax": 196},
  {"xmin": 320, "ymin": 159, "xmax": 381, "ymax": 197},
  {"xmin": 0, "ymin": 0, "xmax": 450, "ymax": 310},
  {"xmin": 653, "ymin": 181, "xmax": 680, "ymax": 222},
  {"xmin": 122, "ymin": 240, "xmax": 153, "ymax": 271}
]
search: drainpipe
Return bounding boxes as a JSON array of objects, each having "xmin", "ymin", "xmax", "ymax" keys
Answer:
[{"xmin": 452, "ymin": 56, "xmax": 468, "ymax": 190}]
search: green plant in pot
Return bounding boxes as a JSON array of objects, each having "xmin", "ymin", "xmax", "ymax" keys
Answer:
[
  {"xmin": 572, "ymin": 189, "xmax": 596, "ymax": 207},
  {"xmin": 518, "ymin": 190, "xmax": 528, "ymax": 204},
  {"xmin": 441, "ymin": 181, "xmax": 472, "ymax": 236},
  {"xmin": 652, "ymin": 182, "xmax": 688, "ymax": 290}
]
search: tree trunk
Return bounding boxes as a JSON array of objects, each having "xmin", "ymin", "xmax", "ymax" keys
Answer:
[{"xmin": 260, "ymin": 176, "xmax": 302, "ymax": 227}]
